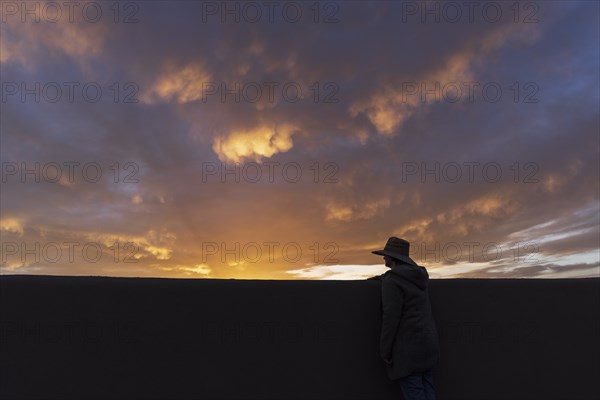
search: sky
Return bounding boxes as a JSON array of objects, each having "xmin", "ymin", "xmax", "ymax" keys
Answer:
[{"xmin": 0, "ymin": 0, "xmax": 598, "ymax": 280}]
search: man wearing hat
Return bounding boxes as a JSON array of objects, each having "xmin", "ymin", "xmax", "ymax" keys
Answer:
[{"xmin": 372, "ymin": 237, "xmax": 440, "ymax": 400}]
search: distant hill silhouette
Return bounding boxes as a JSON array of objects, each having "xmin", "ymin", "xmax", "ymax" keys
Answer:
[{"xmin": 1, "ymin": 275, "xmax": 598, "ymax": 400}]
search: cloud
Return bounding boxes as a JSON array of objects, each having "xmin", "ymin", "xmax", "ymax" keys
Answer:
[
  {"xmin": 0, "ymin": 217, "xmax": 25, "ymax": 236},
  {"xmin": 156, "ymin": 264, "xmax": 212, "ymax": 277},
  {"xmin": 285, "ymin": 264, "xmax": 388, "ymax": 280},
  {"xmin": 141, "ymin": 62, "xmax": 213, "ymax": 104},
  {"xmin": 85, "ymin": 230, "xmax": 176, "ymax": 261},
  {"xmin": 325, "ymin": 197, "xmax": 391, "ymax": 222},
  {"xmin": 348, "ymin": 51, "xmax": 476, "ymax": 135},
  {"xmin": 445, "ymin": 261, "xmax": 599, "ymax": 279},
  {"xmin": 0, "ymin": 10, "xmax": 108, "ymax": 70},
  {"xmin": 212, "ymin": 123, "xmax": 298, "ymax": 162}
]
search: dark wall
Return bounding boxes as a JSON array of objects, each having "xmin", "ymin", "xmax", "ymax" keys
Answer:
[{"xmin": 1, "ymin": 275, "xmax": 598, "ymax": 400}]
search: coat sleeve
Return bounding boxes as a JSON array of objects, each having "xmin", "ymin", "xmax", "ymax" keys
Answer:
[{"xmin": 380, "ymin": 276, "xmax": 404, "ymax": 360}]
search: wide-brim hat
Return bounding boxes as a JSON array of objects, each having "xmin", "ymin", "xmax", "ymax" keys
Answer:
[{"xmin": 372, "ymin": 236, "xmax": 418, "ymax": 266}]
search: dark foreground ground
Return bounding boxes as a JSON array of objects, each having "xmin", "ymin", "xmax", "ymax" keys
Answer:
[{"xmin": 0, "ymin": 275, "xmax": 598, "ymax": 400}]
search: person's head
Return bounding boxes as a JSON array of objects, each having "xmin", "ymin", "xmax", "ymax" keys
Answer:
[
  {"xmin": 372, "ymin": 237, "xmax": 418, "ymax": 267},
  {"xmin": 383, "ymin": 255, "xmax": 401, "ymax": 268}
]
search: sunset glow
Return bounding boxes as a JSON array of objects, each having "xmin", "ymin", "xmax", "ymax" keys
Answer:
[{"xmin": 1, "ymin": 1, "xmax": 598, "ymax": 279}]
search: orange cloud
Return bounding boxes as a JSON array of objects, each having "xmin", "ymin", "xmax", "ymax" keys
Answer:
[
  {"xmin": 325, "ymin": 197, "xmax": 391, "ymax": 222},
  {"xmin": 1, "ymin": 12, "xmax": 107, "ymax": 69},
  {"xmin": 0, "ymin": 217, "xmax": 25, "ymax": 236},
  {"xmin": 348, "ymin": 22, "xmax": 541, "ymax": 136},
  {"xmin": 212, "ymin": 124, "xmax": 298, "ymax": 162},
  {"xmin": 142, "ymin": 62, "xmax": 213, "ymax": 104}
]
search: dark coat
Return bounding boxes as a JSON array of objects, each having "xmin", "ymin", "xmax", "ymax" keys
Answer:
[{"xmin": 379, "ymin": 262, "xmax": 440, "ymax": 379}]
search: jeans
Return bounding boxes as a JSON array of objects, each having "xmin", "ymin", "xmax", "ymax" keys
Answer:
[{"xmin": 397, "ymin": 368, "xmax": 436, "ymax": 400}]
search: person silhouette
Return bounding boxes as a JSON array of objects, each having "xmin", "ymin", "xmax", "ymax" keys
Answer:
[{"xmin": 372, "ymin": 237, "xmax": 440, "ymax": 400}]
